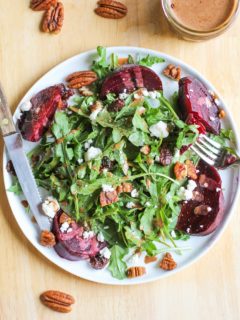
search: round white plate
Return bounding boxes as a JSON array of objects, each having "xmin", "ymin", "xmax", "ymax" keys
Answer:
[{"xmin": 3, "ymin": 47, "xmax": 240, "ymax": 285}]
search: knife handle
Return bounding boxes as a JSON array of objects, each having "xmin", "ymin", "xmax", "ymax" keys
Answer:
[{"xmin": 0, "ymin": 83, "xmax": 16, "ymax": 136}]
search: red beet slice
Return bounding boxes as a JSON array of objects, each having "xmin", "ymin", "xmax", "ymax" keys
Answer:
[
  {"xmin": 52, "ymin": 212, "xmax": 106, "ymax": 261},
  {"xmin": 18, "ymin": 84, "xmax": 73, "ymax": 142},
  {"xmin": 100, "ymin": 64, "xmax": 163, "ymax": 99},
  {"xmin": 178, "ymin": 77, "xmax": 221, "ymax": 135},
  {"xmin": 176, "ymin": 160, "xmax": 224, "ymax": 236}
]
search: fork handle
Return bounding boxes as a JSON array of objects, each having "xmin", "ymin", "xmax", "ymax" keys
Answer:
[{"xmin": 0, "ymin": 83, "xmax": 16, "ymax": 137}]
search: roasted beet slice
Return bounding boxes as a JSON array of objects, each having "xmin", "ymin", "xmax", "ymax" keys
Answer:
[
  {"xmin": 178, "ymin": 77, "xmax": 221, "ymax": 135},
  {"xmin": 18, "ymin": 84, "xmax": 73, "ymax": 142},
  {"xmin": 176, "ymin": 160, "xmax": 224, "ymax": 236},
  {"xmin": 100, "ymin": 64, "xmax": 163, "ymax": 99},
  {"xmin": 52, "ymin": 212, "xmax": 106, "ymax": 261}
]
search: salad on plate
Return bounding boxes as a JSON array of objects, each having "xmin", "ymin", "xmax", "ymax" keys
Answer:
[{"xmin": 7, "ymin": 47, "xmax": 236, "ymax": 280}]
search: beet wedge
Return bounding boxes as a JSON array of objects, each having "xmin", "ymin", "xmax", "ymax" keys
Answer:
[
  {"xmin": 176, "ymin": 160, "xmax": 224, "ymax": 236},
  {"xmin": 18, "ymin": 84, "xmax": 73, "ymax": 142},
  {"xmin": 53, "ymin": 212, "xmax": 106, "ymax": 261},
  {"xmin": 100, "ymin": 64, "xmax": 163, "ymax": 99},
  {"xmin": 178, "ymin": 77, "xmax": 221, "ymax": 135}
]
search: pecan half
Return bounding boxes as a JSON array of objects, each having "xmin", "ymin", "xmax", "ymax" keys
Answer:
[
  {"xmin": 40, "ymin": 230, "xmax": 56, "ymax": 247},
  {"xmin": 40, "ymin": 290, "xmax": 75, "ymax": 313},
  {"xmin": 117, "ymin": 182, "xmax": 133, "ymax": 194},
  {"xmin": 174, "ymin": 162, "xmax": 187, "ymax": 180},
  {"xmin": 163, "ymin": 64, "xmax": 181, "ymax": 81},
  {"xmin": 185, "ymin": 159, "xmax": 197, "ymax": 180},
  {"xmin": 159, "ymin": 253, "xmax": 177, "ymax": 271},
  {"xmin": 42, "ymin": 2, "xmax": 64, "ymax": 34},
  {"xmin": 30, "ymin": 0, "xmax": 56, "ymax": 11},
  {"xmin": 127, "ymin": 266, "xmax": 146, "ymax": 278},
  {"xmin": 194, "ymin": 205, "xmax": 212, "ymax": 216},
  {"xmin": 21, "ymin": 200, "xmax": 29, "ymax": 208},
  {"xmin": 66, "ymin": 71, "xmax": 97, "ymax": 89},
  {"xmin": 140, "ymin": 145, "xmax": 151, "ymax": 155},
  {"xmin": 218, "ymin": 109, "xmax": 226, "ymax": 119},
  {"xmin": 100, "ymin": 190, "xmax": 119, "ymax": 207},
  {"xmin": 144, "ymin": 256, "xmax": 157, "ymax": 264},
  {"xmin": 59, "ymin": 212, "xmax": 72, "ymax": 225},
  {"xmin": 95, "ymin": 0, "xmax": 128, "ymax": 19}
]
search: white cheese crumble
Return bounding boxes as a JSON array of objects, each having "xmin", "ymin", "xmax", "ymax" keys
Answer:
[
  {"xmin": 97, "ymin": 232, "xmax": 105, "ymax": 242},
  {"xmin": 126, "ymin": 202, "xmax": 135, "ymax": 209},
  {"xmin": 15, "ymin": 110, "xmax": 23, "ymax": 120},
  {"xmin": 60, "ymin": 222, "xmax": 70, "ymax": 233},
  {"xmin": 216, "ymin": 187, "xmax": 221, "ymax": 192},
  {"xmin": 149, "ymin": 121, "xmax": 169, "ymax": 139},
  {"xmin": 89, "ymin": 108, "xmax": 102, "ymax": 121},
  {"xmin": 177, "ymin": 180, "xmax": 197, "ymax": 201},
  {"xmin": 138, "ymin": 106, "xmax": 146, "ymax": 115},
  {"xmin": 77, "ymin": 158, "xmax": 83, "ymax": 164},
  {"xmin": 128, "ymin": 253, "xmax": 140, "ymax": 265},
  {"xmin": 207, "ymin": 207, "xmax": 212, "ymax": 212},
  {"xmin": 119, "ymin": 92, "xmax": 129, "ymax": 100},
  {"xmin": 134, "ymin": 93, "xmax": 141, "ymax": 100},
  {"xmin": 83, "ymin": 230, "xmax": 95, "ymax": 239},
  {"xmin": 67, "ymin": 227, "xmax": 73, "ymax": 233},
  {"xmin": 84, "ymin": 139, "xmax": 93, "ymax": 149},
  {"xmin": 84, "ymin": 147, "xmax": 102, "ymax": 161},
  {"xmin": 148, "ymin": 91, "xmax": 160, "ymax": 99},
  {"xmin": 20, "ymin": 100, "xmax": 32, "ymax": 112},
  {"xmin": 131, "ymin": 189, "xmax": 139, "ymax": 198},
  {"xmin": 100, "ymin": 247, "xmax": 111, "ymax": 259},
  {"xmin": 42, "ymin": 196, "xmax": 60, "ymax": 219},
  {"xmin": 102, "ymin": 184, "xmax": 114, "ymax": 192},
  {"xmin": 142, "ymin": 88, "xmax": 149, "ymax": 96},
  {"xmin": 145, "ymin": 201, "xmax": 151, "ymax": 207},
  {"xmin": 209, "ymin": 116, "xmax": 215, "ymax": 121}
]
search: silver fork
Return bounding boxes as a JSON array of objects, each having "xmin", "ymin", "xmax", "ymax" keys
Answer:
[{"xmin": 190, "ymin": 134, "xmax": 240, "ymax": 169}]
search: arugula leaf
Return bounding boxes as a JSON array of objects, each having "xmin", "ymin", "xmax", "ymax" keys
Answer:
[
  {"xmin": 8, "ymin": 180, "xmax": 22, "ymax": 195},
  {"xmin": 132, "ymin": 112, "xmax": 149, "ymax": 133},
  {"xmin": 129, "ymin": 130, "xmax": 145, "ymax": 146},
  {"xmin": 108, "ymin": 245, "xmax": 128, "ymax": 280},
  {"xmin": 138, "ymin": 54, "xmax": 165, "ymax": 67},
  {"xmin": 140, "ymin": 207, "xmax": 155, "ymax": 235},
  {"xmin": 91, "ymin": 46, "xmax": 110, "ymax": 79},
  {"xmin": 52, "ymin": 112, "xmax": 70, "ymax": 139}
]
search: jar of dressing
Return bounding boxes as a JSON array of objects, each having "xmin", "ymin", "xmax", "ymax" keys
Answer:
[{"xmin": 161, "ymin": 0, "xmax": 240, "ymax": 41}]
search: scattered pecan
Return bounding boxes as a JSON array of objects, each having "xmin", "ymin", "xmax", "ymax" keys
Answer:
[
  {"xmin": 218, "ymin": 109, "xmax": 226, "ymax": 119},
  {"xmin": 153, "ymin": 218, "xmax": 163, "ymax": 229},
  {"xmin": 140, "ymin": 145, "xmax": 151, "ymax": 155},
  {"xmin": 117, "ymin": 182, "xmax": 133, "ymax": 194},
  {"xmin": 146, "ymin": 157, "xmax": 154, "ymax": 165},
  {"xmin": 144, "ymin": 256, "xmax": 157, "ymax": 264},
  {"xmin": 40, "ymin": 290, "xmax": 75, "ymax": 313},
  {"xmin": 40, "ymin": 230, "xmax": 56, "ymax": 247},
  {"xmin": 100, "ymin": 190, "xmax": 119, "ymax": 207},
  {"xmin": 146, "ymin": 178, "xmax": 151, "ymax": 189},
  {"xmin": 194, "ymin": 205, "xmax": 212, "ymax": 216},
  {"xmin": 90, "ymin": 254, "xmax": 109, "ymax": 269},
  {"xmin": 90, "ymin": 100, "xmax": 103, "ymax": 113},
  {"xmin": 108, "ymin": 99, "xmax": 125, "ymax": 112},
  {"xmin": 79, "ymin": 86, "xmax": 94, "ymax": 97},
  {"xmin": 95, "ymin": 0, "xmax": 128, "ymax": 19},
  {"xmin": 159, "ymin": 253, "xmax": 177, "ymax": 271},
  {"xmin": 127, "ymin": 266, "xmax": 146, "ymax": 278},
  {"xmin": 163, "ymin": 64, "xmax": 181, "ymax": 81},
  {"xmin": 31, "ymin": 216, "xmax": 37, "ymax": 223},
  {"xmin": 159, "ymin": 144, "xmax": 173, "ymax": 166},
  {"xmin": 42, "ymin": 2, "xmax": 64, "ymax": 34},
  {"xmin": 30, "ymin": 0, "xmax": 56, "ymax": 11},
  {"xmin": 21, "ymin": 200, "xmax": 29, "ymax": 208},
  {"xmin": 66, "ymin": 71, "xmax": 97, "ymax": 89},
  {"xmin": 118, "ymin": 57, "xmax": 128, "ymax": 65},
  {"xmin": 174, "ymin": 162, "xmax": 187, "ymax": 180},
  {"xmin": 6, "ymin": 160, "xmax": 16, "ymax": 176},
  {"xmin": 59, "ymin": 212, "xmax": 72, "ymax": 225},
  {"xmin": 185, "ymin": 159, "xmax": 197, "ymax": 180}
]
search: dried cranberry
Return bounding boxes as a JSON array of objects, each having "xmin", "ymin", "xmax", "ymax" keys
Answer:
[
  {"xmin": 101, "ymin": 156, "xmax": 115, "ymax": 171},
  {"xmin": 6, "ymin": 160, "xmax": 16, "ymax": 176},
  {"xmin": 108, "ymin": 99, "xmax": 125, "ymax": 112},
  {"xmin": 90, "ymin": 254, "xmax": 109, "ymax": 270},
  {"xmin": 159, "ymin": 144, "xmax": 173, "ymax": 166}
]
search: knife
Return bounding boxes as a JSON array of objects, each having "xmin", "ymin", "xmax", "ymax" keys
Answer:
[{"xmin": 0, "ymin": 84, "xmax": 50, "ymax": 231}]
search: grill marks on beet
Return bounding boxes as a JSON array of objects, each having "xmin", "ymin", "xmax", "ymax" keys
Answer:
[
  {"xmin": 176, "ymin": 161, "xmax": 224, "ymax": 236},
  {"xmin": 18, "ymin": 84, "xmax": 73, "ymax": 142},
  {"xmin": 100, "ymin": 64, "xmax": 163, "ymax": 99},
  {"xmin": 178, "ymin": 77, "xmax": 221, "ymax": 135}
]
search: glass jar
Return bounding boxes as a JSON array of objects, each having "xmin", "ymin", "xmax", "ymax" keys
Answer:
[{"xmin": 161, "ymin": 0, "xmax": 240, "ymax": 41}]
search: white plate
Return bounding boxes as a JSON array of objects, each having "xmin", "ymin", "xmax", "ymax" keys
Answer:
[{"xmin": 3, "ymin": 47, "xmax": 240, "ymax": 285}]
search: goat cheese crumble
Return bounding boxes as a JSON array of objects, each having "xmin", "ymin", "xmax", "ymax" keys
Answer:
[
  {"xmin": 149, "ymin": 121, "xmax": 169, "ymax": 139},
  {"xmin": 84, "ymin": 147, "xmax": 102, "ymax": 161},
  {"xmin": 42, "ymin": 196, "xmax": 60, "ymax": 219},
  {"xmin": 100, "ymin": 247, "xmax": 111, "ymax": 259}
]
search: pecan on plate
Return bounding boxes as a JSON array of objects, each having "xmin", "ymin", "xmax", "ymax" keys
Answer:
[
  {"xmin": 42, "ymin": 2, "xmax": 64, "ymax": 34},
  {"xmin": 159, "ymin": 253, "xmax": 177, "ymax": 271},
  {"xmin": 40, "ymin": 290, "xmax": 75, "ymax": 313},
  {"xmin": 163, "ymin": 64, "xmax": 181, "ymax": 81},
  {"xmin": 174, "ymin": 162, "xmax": 187, "ymax": 180},
  {"xmin": 185, "ymin": 159, "xmax": 197, "ymax": 180},
  {"xmin": 30, "ymin": 0, "xmax": 56, "ymax": 11},
  {"xmin": 6, "ymin": 160, "xmax": 16, "ymax": 176},
  {"xmin": 66, "ymin": 71, "xmax": 97, "ymax": 89},
  {"xmin": 100, "ymin": 190, "xmax": 119, "ymax": 207},
  {"xmin": 95, "ymin": 0, "xmax": 128, "ymax": 19},
  {"xmin": 218, "ymin": 109, "xmax": 226, "ymax": 119},
  {"xmin": 127, "ymin": 266, "xmax": 146, "ymax": 278},
  {"xmin": 40, "ymin": 230, "xmax": 56, "ymax": 247},
  {"xmin": 144, "ymin": 256, "xmax": 157, "ymax": 264}
]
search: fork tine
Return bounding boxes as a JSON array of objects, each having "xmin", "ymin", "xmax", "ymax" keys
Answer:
[
  {"xmin": 195, "ymin": 142, "xmax": 219, "ymax": 160},
  {"xmin": 190, "ymin": 145, "xmax": 215, "ymax": 166},
  {"xmin": 199, "ymin": 134, "xmax": 222, "ymax": 149},
  {"xmin": 197, "ymin": 138, "xmax": 221, "ymax": 156}
]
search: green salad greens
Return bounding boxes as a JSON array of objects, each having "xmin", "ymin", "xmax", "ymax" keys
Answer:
[{"xmin": 10, "ymin": 47, "xmax": 234, "ymax": 280}]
